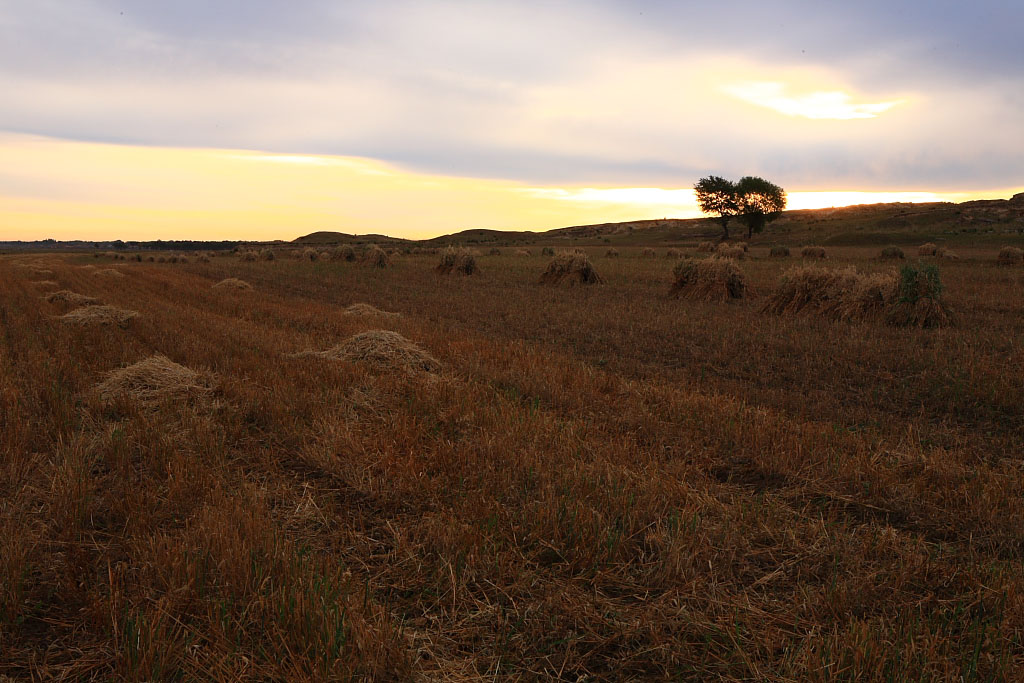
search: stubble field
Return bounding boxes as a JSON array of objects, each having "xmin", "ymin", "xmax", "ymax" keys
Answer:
[{"xmin": 2, "ymin": 245, "xmax": 1023, "ymax": 680}]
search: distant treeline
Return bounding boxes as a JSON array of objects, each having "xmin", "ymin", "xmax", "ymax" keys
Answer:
[{"xmin": 0, "ymin": 239, "xmax": 241, "ymax": 251}]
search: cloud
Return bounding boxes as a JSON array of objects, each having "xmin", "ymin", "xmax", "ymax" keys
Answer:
[{"xmin": 721, "ymin": 82, "xmax": 903, "ymax": 119}]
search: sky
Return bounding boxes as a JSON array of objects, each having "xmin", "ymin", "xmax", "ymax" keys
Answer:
[{"xmin": 1, "ymin": 0, "xmax": 1022, "ymax": 241}]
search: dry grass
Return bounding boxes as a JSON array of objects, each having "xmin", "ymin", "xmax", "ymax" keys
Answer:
[
  {"xmin": 670, "ymin": 257, "xmax": 746, "ymax": 301},
  {"xmin": 212, "ymin": 278, "xmax": 253, "ymax": 291},
  {"xmin": 95, "ymin": 354, "xmax": 215, "ymax": 408},
  {"xmin": 44, "ymin": 290, "xmax": 100, "ymax": 306},
  {"xmin": 364, "ymin": 246, "xmax": 390, "ymax": 268},
  {"xmin": 801, "ymin": 246, "xmax": 826, "ymax": 259},
  {"xmin": 880, "ymin": 246, "xmax": 906, "ymax": 260},
  {"xmin": 435, "ymin": 247, "xmax": 478, "ymax": 275},
  {"xmin": 294, "ymin": 330, "xmax": 440, "ymax": 373},
  {"xmin": 59, "ymin": 304, "xmax": 138, "ymax": 327},
  {"xmin": 342, "ymin": 303, "xmax": 401, "ymax": 318},
  {"xmin": 770, "ymin": 245, "xmax": 790, "ymax": 257},
  {"xmin": 918, "ymin": 242, "xmax": 938, "ymax": 256},
  {"xmin": 998, "ymin": 246, "xmax": 1023, "ymax": 266},
  {"xmin": 539, "ymin": 251, "xmax": 603, "ymax": 285}
]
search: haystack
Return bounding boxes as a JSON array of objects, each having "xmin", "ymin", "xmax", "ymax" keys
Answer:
[
  {"xmin": 885, "ymin": 265, "xmax": 953, "ymax": 328},
  {"xmin": 666, "ymin": 248, "xmax": 682, "ymax": 258},
  {"xmin": 95, "ymin": 355, "xmax": 215, "ymax": 407},
  {"xmin": 332, "ymin": 245, "xmax": 356, "ymax": 262},
  {"xmin": 539, "ymin": 252, "xmax": 603, "ymax": 285},
  {"xmin": 303, "ymin": 248, "xmax": 319, "ymax": 262},
  {"xmin": 435, "ymin": 247, "xmax": 477, "ymax": 275},
  {"xmin": 716, "ymin": 246, "xmax": 746, "ymax": 260},
  {"xmin": 541, "ymin": 247, "xmax": 555, "ymax": 256},
  {"xmin": 260, "ymin": 248, "xmax": 275, "ymax": 261},
  {"xmin": 801, "ymin": 246, "xmax": 826, "ymax": 259},
  {"xmin": 696, "ymin": 242, "xmax": 715, "ymax": 253},
  {"xmin": 606, "ymin": 248, "xmax": 619, "ymax": 257},
  {"xmin": 942, "ymin": 251, "xmax": 960, "ymax": 260},
  {"xmin": 762, "ymin": 266, "xmax": 860, "ymax": 316},
  {"xmin": 212, "ymin": 278, "xmax": 253, "ymax": 291},
  {"xmin": 45, "ymin": 290, "xmax": 99, "ymax": 306},
  {"xmin": 670, "ymin": 257, "xmax": 745, "ymax": 301},
  {"xmin": 737, "ymin": 242, "xmax": 749, "ymax": 252},
  {"xmin": 240, "ymin": 250, "xmax": 257, "ymax": 262},
  {"xmin": 488, "ymin": 248, "xmax": 501, "ymax": 256},
  {"xmin": 294, "ymin": 330, "xmax": 440, "ymax": 373},
  {"xmin": 880, "ymin": 246, "xmax": 905, "ymax": 260},
  {"xmin": 32, "ymin": 280, "xmax": 59, "ymax": 288},
  {"xmin": 641, "ymin": 248, "xmax": 656, "ymax": 258},
  {"xmin": 997, "ymin": 246, "xmax": 1023, "ymax": 266},
  {"xmin": 364, "ymin": 246, "xmax": 390, "ymax": 268},
  {"xmin": 196, "ymin": 254, "xmax": 210, "ymax": 263},
  {"xmin": 93, "ymin": 268, "xmax": 125, "ymax": 278},
  {"xmin": 342, "ymin": 303, "xmax": 401, "ymax": 318},
  {"xmin": 60, "ymin": 305, "xmax": 138, "ymax": 328},
  {"xmin": 515, "ymin": 249, "xmax": 532, "ymax": 256},
  {"xmin": 770, "ymin": 245, "xmax": 790, "ymax": 257},
  {"xmin": 918, "ymin": 243, "xmax": 938, "ymax": 257}
]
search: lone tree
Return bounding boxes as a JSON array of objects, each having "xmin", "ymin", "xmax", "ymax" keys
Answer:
[
  {"xmin": 735, "ymin": 176, "xmax": 787, "ymax": 239},
  {"xmin": 694, "ymin": 175, "xmax": 739, "ymax": 240}
]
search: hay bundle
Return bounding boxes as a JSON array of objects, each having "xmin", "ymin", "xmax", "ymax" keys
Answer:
[
  {"xmin": 942, "ymin": 250, "xmax": 960, "ymax": 260},
  {"xmin": 696, "ymin": 241, "xmax": 715, "ymax": 253},
  {"xmin": 157, "ymin": 256, "xmax": 167, "ymax": 263},
  {"xmin": 801, "ymin": 246, "xmax": 826, "ymax": 259},
  {"xmin": 514, "ymin": 249, "xmax": 532, "ymax": 256},
  {"xmin": 320, "ymin": 250, "xmax": 332, "ymax": 260},
  {"xmin": 435, "ymin": 247, "xmax": 477, "ymax": 275},
  {"xmin": 303, "ymin": 247, "xmax": 319, "ymax": 262},
  {"xmin": 670, "ymin": 257, "xmax": 746, "ymax": 301},
  {"xmin": 762, "ymin": 266, "xmax": 859, "ymax": 316},
  {"xmin": 95, "ymin": 355, "xmax": 215, "ymax": 407},
  {"xmin": 641, "ymin": 248, "xmax": 656, "ymax": 258},
  {"xmin": 825, "ymin": 271, "xmax": 899, "ymax": 322},
  {"xmin": 29, "ymin": 268, "xmax": 55, "ymax": 277},
  {"xmin": 196, "ymin": 254, "xmax": 210, "ymax": 263},
  {"xmin": 488, "ymin": 248, "xmax": 501, "ymax": 256},
  {"xmin": 716, "ymin": 246, "xmax": 746, "ymax": 260},
  {"xmin": 880, "ymin": 246, "xmax": 905, "ymax": 260},
  {"xmin": 736, "ymin": 242, "xmax": 749, "ymax": 252},
  {"xmin": 60, "ymin": 305, "xmax": 138, "ymax": 327},
  {"xmin": 997, "ymin": 246, "xmax": 1023, "ymax": 266},
  {"xmin": 539, "ymin": 252, "xmax": 603, "ymax": 285},
  {"xmin": 32, "ymin": 280, "xmax": 59, "ymax": 288},
  {"xmin": 770, "ymin": 245, "xmax": 790, "ymax": 257},
  {"xmin": 666, "ymin": 248, "xmax": 682, "ymax": 258},
  {"xmin": 363, "ymin": 246, "xmax": 390, "ymax": 268},
  {"xmin": 168, "ymin": 256, "xmax": 179, "ymax": 264},
  {"xmin": 295, "ymin": 330, "xmax": 440, "ymax": 373},
  {"xmin": 260, "ymin": 248, "xmax": 275, "ymax": 261},
  {"xmin": 606, "ymin": 248, "xmax": 619, "ymax": 257},
  {"xmin": 332, "ymin": 245, "xmax": 356, "ymax": 262},
  {"xmin": 45, "ymin": 290, "xmax": 99, "ymax": 306},
  {"xmin": 885, "ymin": 265, "xmax": 953, "ymax": 328},
  {"xmin": 541, "ymin": 247, "xmax": 555, "ymax": 256},
  {"xmin": 342, "ymin": 303, "xmax": 401, "ymax": 318},
  {"xmin": 93, "ymin": 268, "xmax": 125, "ymax": 277},
  {"xmin": 240, "ymin": 250, "xmax": 257, "ymax": 262},
  {"xmin": 212, "ymin": 278, "xmax": 253, "ymax": 291},
  {"xmin": 146, "ymin": 256, "xmax": 155, "ymax": 262},
  {"xmin": 918, "ymin": 243, "xmax": 938, "ymax": 257}
]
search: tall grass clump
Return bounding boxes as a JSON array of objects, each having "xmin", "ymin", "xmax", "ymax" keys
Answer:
[
  {"xmin": 539, "ymin": 252, "xmax": 603, "ymax": 285},
  {"xmin": 670, "ymin": 257, "xmax": 746, "ymax": 301},
  {"xmin": 435, "ymin": 247, "xmax": 477, "ymax": 275}
]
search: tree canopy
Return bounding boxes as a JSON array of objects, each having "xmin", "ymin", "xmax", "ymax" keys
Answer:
[{"xmin": 694, "ymin": 175, "xmax": 786, "ymax": 240}]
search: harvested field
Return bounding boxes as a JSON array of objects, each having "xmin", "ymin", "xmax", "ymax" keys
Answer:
[{"xmin": 2, "ymin": 246, "xmax": 1023, "ymax": 680}]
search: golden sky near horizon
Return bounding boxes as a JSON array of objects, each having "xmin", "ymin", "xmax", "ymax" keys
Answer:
[{"xmin": 2, "ymin": 134, "xmax": 1020, "ymax": 241}]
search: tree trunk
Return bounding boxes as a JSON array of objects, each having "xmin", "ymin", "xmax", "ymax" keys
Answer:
[{"xmin": 720, "ymin": 216, "xmax": 730, "ymax": 240}]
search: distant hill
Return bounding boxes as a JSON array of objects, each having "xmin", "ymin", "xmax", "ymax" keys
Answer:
[{"xmin": 293, "ymin": 193, "xmax": 1024, "ymax": 248}]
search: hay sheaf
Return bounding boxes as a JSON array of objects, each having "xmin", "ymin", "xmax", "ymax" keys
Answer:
[
  {"xmin": 93, "ymin": 268, "xmax": 125, "ymax": 277},
  {"xmin": 363, "ymin": 246, "xmax": 390, "ymax": 268},
  {"xmin": 665, "ymin": 248, "xmax": 682, "ymax": 259},
  {"xmin": 294, "ymin": 330, "xmax": 440, "ymax": 373},
  {"xmin": 770, "ymin": 245, "xmax": 790, "ymax": 257},
  {"xmin": 31, "ymin": 280, "xmax": 59, "ymax": 288},
  {"xmin": 918, "ymin": 243, "xmax": 938, "ymax": 257},
  {"xmin": 260, "ymin": 248, "xmax": 275, "ymax": 261},
  {"xmin": 212, "ymin": 278, "xmax": 253, "ymax": 291},
  {"xmin": 696, "ymin": 242, "xmax": 715, "ymax": 253},
  {"xmin": 60, "ymin": 305, "xmax": 138, "ymax": 328},
  {"xmin": 342, "ymin": 303, "xmax": 401, "ymax": 319},
  {"xmin": 880, "ymin": 246, "xmax": 906, "ymax": 260},
  {"xmin": 435, "ymin": 247, "xmax": 478, "ymax": 275},
  {"xmin": 45, "ymin": 290, "xmax": 100, "ymax": 306},
  {"xmin": 605, "ymin": 248, "xmax": 619, "ymax": 257},
  {"xmin": 716, "ymin": 246, "xmax": 746, "ymax": 260},
  {"xmin": 95, "ymin": 355, "xmax": 215, "ymax": 407},
  {"xmin": 332, "ymin": 245, "xmax": 357, "ymax": 262},
  {"xmin": 514, "ymin": 249, "xmax": 532, "ymax": 256},
  {"xmin": 801, "ymin": 246, "xmax": 826, "ymax": 259},
  {"xmin": 997, "ymin": 246, "xmax": 1023, "ymax": 266},
  {"xmin": 539, "ymin": 252, "xmax": 603, "ymax": 286},
  {"xmin": 670, "ymin": 258, "xmax": 746, "ymax": 301},
  {"xmin": 641, "ymin": 248, "xmax": 656, "ymax": 258}
]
